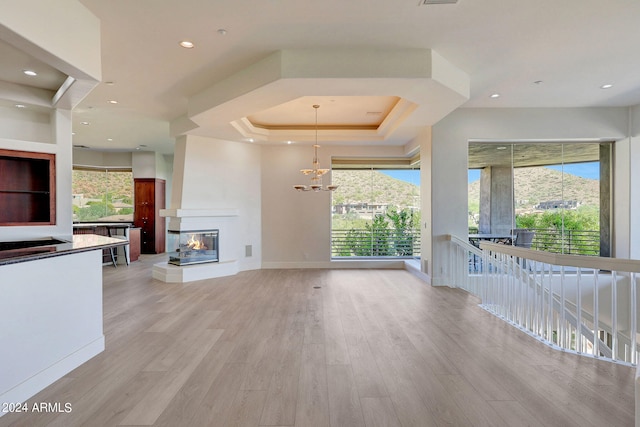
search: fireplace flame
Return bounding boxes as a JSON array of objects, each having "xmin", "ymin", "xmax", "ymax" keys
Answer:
[{"xmin": 187, "ymin": 234, "xmax": 207, "ymax": 250}]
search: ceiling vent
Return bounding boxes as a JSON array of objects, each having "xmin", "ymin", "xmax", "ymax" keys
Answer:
[{"xmin": 420, "ymin": 0, "xmax": 458, "ymax": 4}]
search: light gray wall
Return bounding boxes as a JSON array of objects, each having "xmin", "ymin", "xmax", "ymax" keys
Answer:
[{"xmin": 261, "ymin": 144, "xmax": 407, "ymax": 268}]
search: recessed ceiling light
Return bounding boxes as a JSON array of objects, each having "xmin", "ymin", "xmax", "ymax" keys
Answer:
[
  {"xmin": 287, "ymin": 141, "xmax": 293, "ymax": 145},
  {"xmin": 179, "ymin": 40, "xmax": 194, "ymax": 49},
  {"xmin": 23, "ymin": 70, "xmax": 37, "ymax": 76},
  {"xmin": 601, "ymin": 84, "xmax": 613, "ymax": 89},
  {"xmin": 14, "ymin": 104, "xmax": 27, "ymax": 109},
  {"xmin": 497, "ymin": 146, "xmax": 507, "ymax": 150},
  {"xmin": 107, "ymin": 138, "xmax": 113, "ymax": 142},
  {"xmin": 490, "ymin": 93, "xmax": 500, "ymax": 98},
  {"xmin": 247, "ymin": 138, "xmax": 255, "ymax": 143},
  {"xmin": 108, "ymin": 100, "xmax": 118, "ymax": 104},
  {"xmin": 217, "ymin": 29, "xmax": 227, "ymax": 36},
  {"xmin": 105, "ymin": 81, "xmax": 115, "ymax": 86},
  {"xmin": 80, "ymin": 121, "xmax": 90, "ymax": 125}
]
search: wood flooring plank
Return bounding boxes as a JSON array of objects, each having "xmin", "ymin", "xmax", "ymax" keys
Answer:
[
  {"xmin": 152, "ymin": 339, "xmax": 237, "ymax": 427},
  {"xmin": 119, "ymin": 328, "xmax": 224, "ymax": 425},
  {"xmin": 437, "ymin": 374, "xmax": 510, "ymax": 427},
  {"xmin": 326, "ymin": 364, "xmax": 365, "ymax": 427},
  {"xmin": 182, "ymin": 362, "xmax": 249, "ymax": 427},
  {"xmin": 359, "ymin": 397, "xmax": 402, "ymax": 427},
  {"xmin": 260, "ymin": 329, "xmax": 304, "ymax": 426},
  {"xmin": 324, "ymin": 314, "xmax": 351, "ymax": 365},
  {"xmin": 374, "ymin": 356, "xmax": 439, "ymax": 427},
  {"xmin": 487, "ymin": 400, "xmax": 544, "ymax": 427},
  {"xmin": 143, "ymin": 310, "xmax": 222, "ymax": 372},
  {"xmin": 397, "ymin": 354, "xmax": 473, "ymax": 427},
  {"xmin": 294, "ymin": 343, "xmax": 330, "ymax": 427},
  {"xmin": 223, "ymin": 389, "xmax": 267, "ymax": 427}
]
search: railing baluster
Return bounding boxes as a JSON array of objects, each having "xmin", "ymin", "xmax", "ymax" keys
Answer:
[
  {"xmin": 576, "ymin": 267, "xmax": 582, "ymax": 354},
  {"xmin": 631, "ymin": 272, "xmax": 637, "ymax": 365},
  {"xmin": 548, "ymin": 262, "xmax": 553, "ymax": 344},
  {"xmin": 560, "ymin": 265, "xmax": 566, "ymax": 350},
  {"xmin": 612, "ymin": 270, "xmax": 618, "ymax": 361},
  {"xmin": 593, "ymin": 268, "xmax": 600, "ymax": 358}
]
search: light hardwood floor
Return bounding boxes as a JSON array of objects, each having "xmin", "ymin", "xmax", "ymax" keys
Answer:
[{"xmin": 1, "ymin": 256, "xmax": 635, "ymax": 427}]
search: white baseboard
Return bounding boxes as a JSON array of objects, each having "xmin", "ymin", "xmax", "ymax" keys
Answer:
[
  {"xmin": 404, "ymin": 260, "xmax": 431, "ymax": 284},
  {"xmin": 261, "ymin": 260, "xmax": 405, "ymax": 269}
]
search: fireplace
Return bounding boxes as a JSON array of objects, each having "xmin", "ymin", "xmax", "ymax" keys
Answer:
[{"xmin": 168, "ymin": 229, "xmax": 219, "ymax": 266}]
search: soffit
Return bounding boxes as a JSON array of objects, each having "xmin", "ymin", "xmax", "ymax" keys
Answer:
[
  {"xmin": 468, "ymin": 142, "xmax": 604, "ymax": 169},
  {"xmin": 181, "ymin": 49, "xmax": 469, "ymax": 146},
  {"xmin": 0, "ymin": 39, "xmax": 66, "ymax": 91}
]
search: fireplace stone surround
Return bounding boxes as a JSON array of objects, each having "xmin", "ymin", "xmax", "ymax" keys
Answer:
[{"xmin": 152, "ymin": 208, "xmax": 239, "ymax": 283}]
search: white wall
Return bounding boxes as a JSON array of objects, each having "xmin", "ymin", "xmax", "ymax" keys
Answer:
[
  {"xmin": 171, "ymin": 135, "xmax": 262, "ymax": 271},
  {"xmin": 627, "ymin": 105, "xmax": 640, "ymax": 259},
  {"xmin": 417, "ymin": 127, "xmax": 432, "ymax": 277},
  {"xmin": 0, "ymin": 105, "xmax": 52, "ymax": 143},
  {"xmin": 261, "ymin": 143, "xmax": 408, "ymax": 268},
  {"xmin": 431, "ymin": 107, "xmax": 631, "ymax": 285},
  {"xmin": 73, "ymin": 149, "xmax": 132, "ymax": 168}
]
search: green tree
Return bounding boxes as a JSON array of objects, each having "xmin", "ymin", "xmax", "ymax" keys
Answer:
[
  {"xmin": 516, "ymin": 207, "xmax": 600, "ymax": 255},
  {"xmin": 386, "ymin": 207, "xmax": 415, "ymax": 256},
  {"xmin": 76, "ymin": 202, "xmax": 116, "ymax": 222},
  {"xmin": 367, "ymin": 214, "xmax": 391, "ymax": 256}
]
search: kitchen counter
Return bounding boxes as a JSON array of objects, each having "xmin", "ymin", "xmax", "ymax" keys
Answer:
[{"xmin": 0, "ymin": 234, "xmax": 127, "ymax": 266}]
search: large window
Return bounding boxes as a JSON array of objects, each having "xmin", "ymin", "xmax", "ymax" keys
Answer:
[
  {"xmin": 468, "ymin": 142, "xmax": 610, "ymax": 256},
  {"xmin": 331, "ymin": 160, "xmax": 420, "ymax": 258},
  {"xmin": 72, "ymin": 167, "xmax": 134, "ymax": 222}
]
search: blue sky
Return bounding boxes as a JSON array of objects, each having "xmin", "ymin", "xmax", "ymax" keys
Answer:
[
  {"xmin": 379, "ymin": 162, "xmax": 599, "ymax": 186},
  {"xmin": 380, "ymin": 170, "xmax": 421, "ymax": 186},
  {"xmin": 468, "ymin": 161, "xmax": 600, "ymax": 183}
]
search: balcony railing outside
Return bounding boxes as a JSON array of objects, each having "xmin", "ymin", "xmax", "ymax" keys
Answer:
[
  {"xmin": 332, "ymin": 228, "xmax": 421, "ymax": 258},
  {"xmin": 469, "ymin": 227, "xmax": 600, "ymax": 255}
]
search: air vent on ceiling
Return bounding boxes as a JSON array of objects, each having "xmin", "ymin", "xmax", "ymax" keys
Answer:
[
  {"xmin": 73, "ymin": 144, "xmax": 90, "ymax": 149},
  {"xmin": 420, "ymin": 0, "xmax": 458, "ymax": 5}
]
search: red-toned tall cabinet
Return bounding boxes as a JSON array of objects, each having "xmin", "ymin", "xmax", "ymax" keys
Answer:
[{"xmin": 133, "ymin": 178, "xmax": 166, "ymax": 254}]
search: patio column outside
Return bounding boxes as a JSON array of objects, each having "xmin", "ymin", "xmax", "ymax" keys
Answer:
[{"xmin": 479, "ymin": 166, "xmax": 514, "ymax": 234}]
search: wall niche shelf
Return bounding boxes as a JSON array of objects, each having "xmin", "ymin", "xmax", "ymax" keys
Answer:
[{"xmin": 0, "ymin": 149, "xmax": 56, "ymax": 226}]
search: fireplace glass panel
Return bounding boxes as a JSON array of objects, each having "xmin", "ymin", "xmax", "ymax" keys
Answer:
[{"xmin": 168, "ymin": 229, "xmax": 219, "ymax": 266}]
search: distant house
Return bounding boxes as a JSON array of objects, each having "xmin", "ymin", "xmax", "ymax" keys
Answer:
[
  {"xmin": 333, "ymin": 202, "xmax": 388, "ymax": 215},
  {"xmin": 536, "ymin": 200, "xmax": 580, "ymax": 210}
]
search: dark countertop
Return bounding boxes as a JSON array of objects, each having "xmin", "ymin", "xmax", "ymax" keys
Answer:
[
  {"xmin": 73, "ymin": 222, "xmax": 133, "ymax": 228},
  {"xmin": 0, "ymin": 234, "xmax": 128, "ymax": 266}
]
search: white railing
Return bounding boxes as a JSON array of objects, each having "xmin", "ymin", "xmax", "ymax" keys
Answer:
[{"xmin": 447, "ymin": 234, "xmax": 640, "ymax": 366}]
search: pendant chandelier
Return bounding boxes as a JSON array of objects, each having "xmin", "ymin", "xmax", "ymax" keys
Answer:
[{"xmin": 293, "ymin": 105, "xmax": 338, "ymax": 192}]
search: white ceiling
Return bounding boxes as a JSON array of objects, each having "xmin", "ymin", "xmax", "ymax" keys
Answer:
[{"xmin": 4, "ymin": 0, "xmax": 640, "ymax": 154}]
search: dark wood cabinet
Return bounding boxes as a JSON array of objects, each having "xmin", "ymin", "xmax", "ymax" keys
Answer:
[
  {"xmin": 133, "ymin": 178, "xmax": 166, "ymax": 254},
  {"xmin": 129, "ymin": 227, "xmax": 141, "ymax": 261},
  {"xmin": 0, "ymin": 149, "xmax": 56, "ymax": 226}
]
